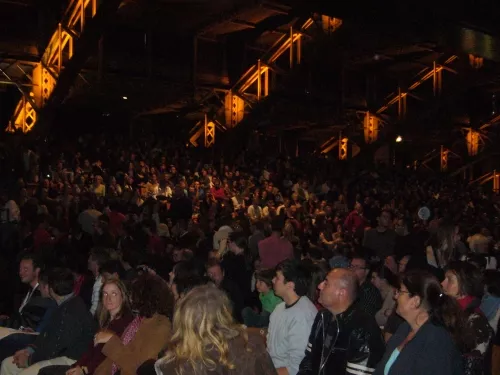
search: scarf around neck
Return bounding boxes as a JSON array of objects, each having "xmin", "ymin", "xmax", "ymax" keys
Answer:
[{"xmin": 111, "ymin": 315, "xmax": 144, "ymax": 375}]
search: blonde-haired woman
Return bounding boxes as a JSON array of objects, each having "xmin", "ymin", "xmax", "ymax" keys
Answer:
[{"xmin": 155, "ymin": 284, "xmax": 276, "ymax": 375}]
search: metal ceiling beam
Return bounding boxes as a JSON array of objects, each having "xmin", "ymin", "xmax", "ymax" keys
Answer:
[
  {"xmin": 229, "ymin": 20, "xmax": 256, "ymax": 28},
  {"xmin": 32, "ymin": 0, "xmax": 125, "ymax": 136}
]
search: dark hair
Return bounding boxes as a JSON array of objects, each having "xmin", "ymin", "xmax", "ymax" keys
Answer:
[
  {"xmin": 425, "ymin": 221, "xmax": 457, "ymax": 266},
  {"xmin": 254, "ymin": 269, "xmax": 276, "ymax": 287},
  {"xmin": 100, "ymin": 260, "xmax": 125, "ymax": 279},
  {"xmin": 271, "ymin": 217, "xmax": 284, "ymax": 232},
  {"xmin": 350, "ymin": 253, "xmax": 368, "ymax": 267},
  {"xmin": 402, "ymin": 270, "xmax": 472, "ymax": 352},
  {"xmin": 20, "ymin": 252, "xmax": 42, "ymax": 271},
  {"xmin": 445, "ymin": 261, "xmax": 484, "ymax": 299},
  {"xmin": 90, "ymin": 248, "xmax": 110, "ymax": 269},
  {"xmin": 253, "ymin": 221, "xmax": 265, "ymax": 231},
  {"xmin": 380, "ymin": 209, "xmax": 394, "ymax": 221},
  {"xmin": 63, "ymin": 251, "xmax": 87, "ymax": 275},
  {"xmin": 175, "ymin": 275, "xmax": 209, "ymax": 297},
  {"xmin": 304, "ymin": 262, "xmax": 328, "ymax": 302},
  {"xmin": 38, "ymin": 270, "xmax": 49, "ymax": 285},
  {"xmin": 275, "ymin": 259, "xmax": 311, "ymax": 297},
  {"xmin": 173, "ymin": 261, "xmax": 203, "ymax": 280},
  {"xmin": 373, "ymin": 264, "xmax": 399, "ymax": 289},
  {"xmin": 47, "ymin": 268, "xmax": 75, "ymax": 296},
  {"xmin": 306, "ymin": 247, "xmax": 323, "ymax": 261},
  {"xmin": 130, "ymin": 274, "xmax": 174, "ymax": 319},
  {"xmin": 228, "ymin": 230, "xmax": 248, "ymax": 250}
]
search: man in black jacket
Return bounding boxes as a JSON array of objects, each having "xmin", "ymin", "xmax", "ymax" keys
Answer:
[
  {"xmin": 0, "ymin": 271, "xmax": 57, "ymax": 362},
  {"xmin": 0, "ymin": 268, "xmax": 96, "ymax": 375},
  {"xmin": 1, "ymin": 253, "xmax": 48, "ymax": 331},
  {"xmin": 298, "ymin": 268, "xmax": 385, "ymax": 375}
]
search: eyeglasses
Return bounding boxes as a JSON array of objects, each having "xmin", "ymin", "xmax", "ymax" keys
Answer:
[{"xmin": 395, "ymin": 289, "xmax": 410, "ymax": 296}]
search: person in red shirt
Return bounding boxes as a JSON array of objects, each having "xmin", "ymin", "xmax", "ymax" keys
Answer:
[
  {"xmin": 33, "ymin": 214, "xmax": 53, "ymax": 251},
  {"xmin": 209, "ymin": 179, "xmax": 226, "ymax": 201},
  {"xmin": 344, "ymin": 202, "xmax": 367, "ymax": 235},
  {"xmin": 107, "ymin": 203, "xmax": 126, "ymax": 238},
  {"xmin": 258, "ymin": 218, "xmax": 294, "ymax": 269}
]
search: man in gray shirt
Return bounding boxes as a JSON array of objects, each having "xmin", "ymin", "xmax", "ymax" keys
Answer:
[{"xmin": 267, "ymin": 260, "xmax": 317, "ymax": 375}]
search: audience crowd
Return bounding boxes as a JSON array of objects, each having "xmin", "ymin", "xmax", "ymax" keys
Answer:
[{"xmin": 0, "ymin": 135, "xmax": 499, "ymax": 375}]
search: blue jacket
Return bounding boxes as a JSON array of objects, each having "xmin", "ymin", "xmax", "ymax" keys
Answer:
[{"xmin": 374, "ymin": 321, "xmax": 463, "ymax": 375}]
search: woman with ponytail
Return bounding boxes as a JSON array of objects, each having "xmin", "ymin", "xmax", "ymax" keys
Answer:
[{"xmin": 374, "ymin": 270, "xmax": 470, "ymax": 375}]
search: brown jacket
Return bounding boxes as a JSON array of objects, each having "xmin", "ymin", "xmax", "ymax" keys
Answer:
[
  {"xmin": 156, "ymin": 331, "xmax": 277, "ymax": 375},
  {"xmin": 94, "ymin": 314, "xmax": 171, "ymax": 375}
]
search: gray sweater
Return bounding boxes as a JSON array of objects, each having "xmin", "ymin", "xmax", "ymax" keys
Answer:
[{"xmin": 267, "ymin": 296, "xmax": 317, "ymax": 375}]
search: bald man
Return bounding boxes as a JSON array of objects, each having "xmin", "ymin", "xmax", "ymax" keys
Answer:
[{"xmin": 298, "ymin": 269, "xmax": 385, "ymax": 375}]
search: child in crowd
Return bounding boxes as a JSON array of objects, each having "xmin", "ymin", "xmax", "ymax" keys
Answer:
[{"xmin": 242, "ymin": 269, "xmax": 282, "ymax": 328}]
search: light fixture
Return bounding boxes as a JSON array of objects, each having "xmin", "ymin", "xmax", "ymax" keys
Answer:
[
  {"xmin": 122, "ymin": 96, "xmax": 128, "ymax": 100},
  {"xmin": 395, "ymin": 135, "xmax": 403, "ymax": 143}
]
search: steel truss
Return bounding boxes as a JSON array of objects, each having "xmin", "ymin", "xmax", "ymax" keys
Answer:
[
  {"xmin": 191, "ymin": 15, "xmax": 343, "ymax": 147},
  {"xmin": 5, "ymin": 0, "xmax": 124, "ymax": 133}
]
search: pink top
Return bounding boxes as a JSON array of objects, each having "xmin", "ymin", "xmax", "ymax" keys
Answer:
[{"xmin": 258, "ymin": 234, "xmax": 294, "ymax": 269}]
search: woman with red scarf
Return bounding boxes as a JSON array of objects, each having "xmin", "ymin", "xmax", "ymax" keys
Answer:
[{"xmin": 442, "ymin": 261, "xmax": 494, "ymax": 375}]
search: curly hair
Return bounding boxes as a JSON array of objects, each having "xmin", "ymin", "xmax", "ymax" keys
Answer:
[
  {"xmin": 159, "ymin": 284, "xmax": 248, "ymax": 375},
  {"xmin": 129, "ymin": 273, "xmax": 174, "ymax": 319}
]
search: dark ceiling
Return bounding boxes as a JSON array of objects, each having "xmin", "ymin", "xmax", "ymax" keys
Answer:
[{"xmin": 1, "ymin": 0, "xmax": 500, "ymax": 158}]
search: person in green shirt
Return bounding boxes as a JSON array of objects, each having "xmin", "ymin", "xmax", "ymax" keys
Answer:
[{"xmin": 242, "ymin": 269, "xmax": 283, "ymax": 328}]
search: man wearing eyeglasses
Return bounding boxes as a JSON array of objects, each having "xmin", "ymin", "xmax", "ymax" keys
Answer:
[{"xmin": 349, "ymin": 256, "xmax": 382, "ymax": 317}]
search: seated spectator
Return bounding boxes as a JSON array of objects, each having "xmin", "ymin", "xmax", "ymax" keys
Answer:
[
  {"xmin": 303, "ymin": 261, "xmax": 328, "ymax": 310},
  {"xmin": 328, "ymin": 244, "xmax": 351, "ymax": 269},
  {"xmin": 481, "ymin": 270, "xmax": 500, "ymax": 332},
  {"xmin": 441, "ymin": 261, "xmax": 493, "ymax": 374},
  {"xmin": 242, "ymin": 269, "xmax": 282, "ymax": 328},
  {"xmin": 99, "ymin": 261, "xmax": 125, "ymax": 282},
  {"xmin": 374, "ymin": 270, "xmax": 469, "ymax": 375},
  {"xmin": 38, "ymin": 278, "xmax": 133, "ymax": 375},
  {"xmin": 171, "ymin": 274, "xmax": 209, "ymax": 302},
  {"xmin": 1, "ymin": 253, "xmax": 47, "ymax": 332},
  {"xmin": 258, "ymin": 218, "xmax": 294, "ymax": 270},
  {"xmin": 221, "ymin": 231, "xmax": 253, "ymax": 305},
  {"xmin": 349, "ymin": 255, "xmax": 382, "ymax": 316},
  {"xmin": 87, "ymin": 249, "xmax": 110, "ymax": 316},
  {"xmin": 267, "ymin": 260, "xmax": 317, "ymax": 375},
  {"xmin": 0, "ymin": 271, "xmax": 56, "ymax": 362},
  {"xmin": 371, "ymin": 264, "xmax": 398, "ymax": 327},
  {"xmin": 298, "ymin": 268, "xmax": 384, "ymax": 374},
  {"xmin": 206, "ymin": 259, "xmax": 244, "ymax": 323},
  {"xmin": 168, "ymin": 262, "xmax": 208, "ymax": 302},
  {"xmin": 91, "ymin": 274, "xmax": 173, "ymax": 375},
  {"xmin": 0, "ymin": 268, "xmax": 96, "ymax": 375},
  {"xmin": 61, "ymin": 252, "xmax": 93, "ymax": 308},
  {"xmin": 155, "ymin": 284, "xmax": 276, "ymax": 375},
  {"xmin": 362, "ymin": 209, "xmax": 396, "ymax": 262}
]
